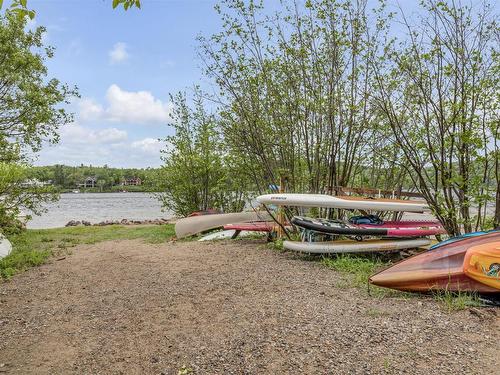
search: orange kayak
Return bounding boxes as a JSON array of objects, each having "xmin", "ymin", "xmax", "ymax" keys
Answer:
[
  {"xmin": 463, "ymin": 242, "xmax": 500, "ymax": 291},
  {"xmin": 369, "ymin": 231, "xmax": 500, "ymax": 293}
]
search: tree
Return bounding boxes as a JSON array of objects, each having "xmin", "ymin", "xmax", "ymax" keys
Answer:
[
  {"xmin": 157, "ymin": 89, "xmax": 249, "ymax": 217},
  {"xmin": 0, "ymin": 14, "xmax": 76, "ymax": 231},
  {"xmin": 198, "ymin": 0, "xmax": 398, "ymax": 196},
  {"xmin": 0, "ymin": 162, "xmax": 56, "ymax": 233},
  {"xmin": 372, "ymin": 0, "xmax": 499, "ymax": 235}
]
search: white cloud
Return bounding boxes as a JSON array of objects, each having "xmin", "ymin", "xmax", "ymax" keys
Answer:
[
  {"xmin": 67, "ymin": 38, "xmax": 84, "ymax": 56},
  {"xmin": 35, "ymin": 124, "xmax": 165, "ymax": 168},
  {"xmin": 109, "ymin": 42, "xmax": 129, "ymax": 64},
  {"xmin": 105, "ymin": 84, "xmax": 172, "ymax": 124},
  {"xmin": 60, "ymin": 123, "xmax": 128, "ymax": 144},
  {"xmin": 78, "ymin": 85, "xmax": 173, "ymax": 125},
  {"xmin": 131, "ymin": 138, "xmax": 165, "ymax": 155},
  {"xmin": 78, "ymin": 98, "xmax": 104, "ymax": 121}
]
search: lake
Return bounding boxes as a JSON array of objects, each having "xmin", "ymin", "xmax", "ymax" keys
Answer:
[{"xmin": 27, "ymin": 193, "xmax": 172, "ymax": 229}]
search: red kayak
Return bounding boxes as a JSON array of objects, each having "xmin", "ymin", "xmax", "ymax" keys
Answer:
[
  {"xmin": 369, "ymin": 231, "xmax": 500, "ymax": 293},
  {"xmin": 224, "ymin": 221, "xmax": 275, "ymax": 232}
]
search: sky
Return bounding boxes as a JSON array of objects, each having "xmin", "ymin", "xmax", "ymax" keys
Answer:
[
  {"xmin": 10, "ymin": 0, "xmax": 494, "ymax": 169},
  {"xmin": 19, "ymin": 0, "xmax": 222, "ymax": 168}
]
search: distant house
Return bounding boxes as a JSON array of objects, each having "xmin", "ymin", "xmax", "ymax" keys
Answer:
[
  {"xmin": 78, "ymin": 177, "xmax": 97, "ymax": 188},
  {"xmin": 20, "ymin": 179, "xmax": 52, "ymax": 188},
  {"xmin": 122, "ymin": 177, "xmax": 142, "ymax": 186}
]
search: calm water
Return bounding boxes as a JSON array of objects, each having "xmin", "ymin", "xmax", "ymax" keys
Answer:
[{"xmin": 27, "ymin": 193, "xmax": 172, "ymax": 229}]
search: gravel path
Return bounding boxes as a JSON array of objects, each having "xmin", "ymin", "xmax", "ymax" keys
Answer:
[{"xmin": 0, "ymin": 239, "xmax": 498, "ymax": 374}]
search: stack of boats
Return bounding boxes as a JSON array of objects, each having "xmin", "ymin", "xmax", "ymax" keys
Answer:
[
  {"xmin": 174, "ymin": 192, "xmax": 500, "ymax": 294},
  {"xmin": 256, "ymin": 193, "xmax": 445, "ymax": 253}
]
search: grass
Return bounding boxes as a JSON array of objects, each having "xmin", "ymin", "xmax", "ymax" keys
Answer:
[
  {"xmin": 320, "ymin": 254, "xmax": 398, "ymax": 297},
  {"xmin": 0, "ymin": 224, "xmax": 175, "ymax": 279},
  {"xmin": 433, "ymin": 289, "xmax": 483, "ymax": 311}
]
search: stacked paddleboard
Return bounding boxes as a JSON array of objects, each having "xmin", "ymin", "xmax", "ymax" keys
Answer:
[
  {"xmin": 369, "ymin": 230, "xmax": 500, "ymax": 293},
  {"xmin": 256, "ymin": 193, "xmax": 441, "ymax": 254},
  {"xmin": 257, "ymin": 193, "xmax": 429, "ymax": 213}
]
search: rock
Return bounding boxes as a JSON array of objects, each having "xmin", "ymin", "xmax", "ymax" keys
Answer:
[{"xmin": 82, "ymin": 221, "xmax": 91, "ymax": 226}]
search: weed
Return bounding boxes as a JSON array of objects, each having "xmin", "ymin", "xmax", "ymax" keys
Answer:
[
  {"xmin": 268, "ymin": 238, "xmax": 284, "ymax": 251},
  {"xmin": 365, "ymin": 307, "xmax": 390, "ymax": 317},
  {"xmin": 382, "ymin": 358, "xmax": 392, "ymax": 370},
  {"xmin": 178, "ymin": 365, "xmax": 193, "ymax": 375},
  {"xmin": 433, "ymin": 289, "xmax": 483, "ymax": 311},
  {"xmin": 321, "ymin": 254, "xmax": 384, "ymax": 288}
]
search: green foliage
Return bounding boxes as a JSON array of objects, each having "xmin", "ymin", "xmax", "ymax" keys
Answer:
[
  {"xmin": 158, "ymin": 89, "xmax": 250, "ymax": 216},
  {"xmin": 0, "ymin": 224, "xmax": 175, "ymax": 279},
  {"xmin": 0, "ymin": 0, "xmax": 35, "ymax": 20},
  {"xmin": 0, "ymin": 14, "xmax": 77, "ymax": 152},
  {"xmin": 112, "ymin": 0, "xmax": 141, "ymax": 10},
  {"xmin": 372, "ymin": 0, "xmax": 499, "ymax": 235},
  {"xmin": 200, "ymin": 0, "xmax": 401, "ymax": 195},
  {"xmin": 0, "ymin": 14, "xmax": 75, "ymax": 232},
  {"xmin": 0, "ymin": 162, "xmax": 58, "ymax": 234}
]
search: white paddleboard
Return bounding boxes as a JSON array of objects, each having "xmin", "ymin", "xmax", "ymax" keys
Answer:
[
  {"xmin": 199, "ymin": 230, "xmax": 236, "ymax": 241},
  {"xmin": 283, "ymin": 238, "xmax": 431, "ymax": 254},
  {"xmin": 257, "ymin": 193, "xmax": 429, "ymax": 213},
  {"xmin": 0, "ymin": 234, "xmax": 12, "ymax": 259},
  {"xmin": 198, "ymin": 230, "xmax": 267, "ymax": 241},
  {"xmin": 175, "ymin": 211, "xmax": 271, "ymax": 239}
]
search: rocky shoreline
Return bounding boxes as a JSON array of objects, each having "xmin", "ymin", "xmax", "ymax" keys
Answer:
[{"xmin": 65, "ymin": 218, "xmax": 172, "ymax": 227}]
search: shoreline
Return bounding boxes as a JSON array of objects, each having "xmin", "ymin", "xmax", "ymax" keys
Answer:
[{"xmin": 64, "ymin": 218, "xmax": 174, "ymax": 227}]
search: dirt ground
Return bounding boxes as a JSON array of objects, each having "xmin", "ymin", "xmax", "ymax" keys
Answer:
[{"xmin": 0, "ymin": 239, "xmax": 499, "ymax": 374}]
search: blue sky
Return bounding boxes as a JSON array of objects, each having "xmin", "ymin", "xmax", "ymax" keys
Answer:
[
  {"xmin": 21, "ymin": 0, "xmax": 222, "ymax": 168},
  {"xmin": 10, "ymin": 0, "xmax": 495, "ymax": 168}
]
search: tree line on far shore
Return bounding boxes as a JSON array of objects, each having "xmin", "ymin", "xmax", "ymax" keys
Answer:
[{"xmin": 28, "ymin": 165, "xmax": 161, "ymax": 192}]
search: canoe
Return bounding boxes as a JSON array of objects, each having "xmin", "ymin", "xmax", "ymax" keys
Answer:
[
  {"xmin": 0, "ymin": 234, "xmax": 12, "ymax": 259},
  {"xmin": 292, "ymin": 216, "xmax": 445, "ymax": 237},
  {"xmin": 463, "ymin": 242, "xmax": 500, "ymax": 290},
  {"xmin": 175, "ymin": 211, "xmax": 271, "ymax": 239},
  {"xmin": 369, "ymin": 231, "xmax": 500, "ymax": 293},
  {"xmin": 283, "ymin": 238, "xmax": 431, "ymax": 254},
  {"xmin": 257, "ymin": 193, "xmax": 429, "ymax": 213}
]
